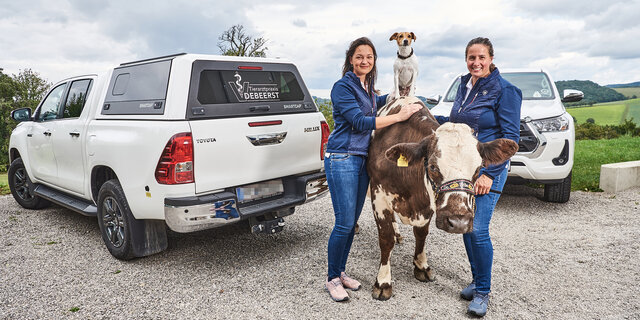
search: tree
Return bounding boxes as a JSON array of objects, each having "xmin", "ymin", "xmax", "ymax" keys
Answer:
[
  {"xmin": 12, "ymin": 68, "xmax": 49, "ymax": 110},
  {"xmin": 0, "ymin": 69, "xmax": 49, "ymax": 171},
  {"xmin": 217, "ymin": 24, "xmax": 268, "ymax": 57}
]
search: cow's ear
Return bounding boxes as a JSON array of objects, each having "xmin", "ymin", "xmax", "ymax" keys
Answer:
[
  {"xmin": 389, "ymin": 32, "xmax": 398, "ymax": 41},
  {"xmin": 477, "ymin": 138, "xmax": 519, "ymax": 165},
  {"xmin": 385, "ymin": 137, "xmax": 429, "ymax": 166}
]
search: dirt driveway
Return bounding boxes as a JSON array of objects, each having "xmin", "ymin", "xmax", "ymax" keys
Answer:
[{"xmin": 1, "ymin": 185, "xmax": 639, "ymax": 319}]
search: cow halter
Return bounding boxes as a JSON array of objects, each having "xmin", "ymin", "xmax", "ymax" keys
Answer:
[{"xmin": 425, "ymin": 161, "xmax": 476, "ymax": 201}]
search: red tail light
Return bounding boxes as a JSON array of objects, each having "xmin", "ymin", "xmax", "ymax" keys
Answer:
[
  {"xmin": 155, "ymin": 133, "xmax": 194, "ymax": 184},
  {"xmin": 320, "ymin": 121, "xmax": 330, "ymax": 160},
  {"xmin": 238, "ymin": 66, "xmax": 262, "ymax": 70}
]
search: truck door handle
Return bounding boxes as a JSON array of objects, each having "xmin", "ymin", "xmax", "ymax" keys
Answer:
[
  {"xmin": 249, "ymin": 105, "xmax": 270, "ymax": 112},
  {"xmin": 43, "ymin": 131, "xmax": 51, "ymax": 136},
  {"xmin": 69, "ymin": 131, "xmax": 80, "ymax": 137}
]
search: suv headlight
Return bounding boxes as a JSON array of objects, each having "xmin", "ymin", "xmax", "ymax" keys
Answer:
[{"xmin": 531, "ymin": 115, "xmax": 570, "ymax": 132}]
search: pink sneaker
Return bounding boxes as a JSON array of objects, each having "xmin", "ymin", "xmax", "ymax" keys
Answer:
[
  {"xmin": 340, "ymin": 272, "xmax": 362, "ymax": 291},
  {"xmin": 325, "ymin": 278, "xmax": 349, "ymax": 302}
]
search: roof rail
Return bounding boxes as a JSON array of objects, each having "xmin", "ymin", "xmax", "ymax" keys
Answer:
[{"xmin": 120, "ymin": 53, "xmax": 187, "ymax": 66}]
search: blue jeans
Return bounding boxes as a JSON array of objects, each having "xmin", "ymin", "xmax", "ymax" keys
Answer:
[
  {"xmin": 325, "ymin": 153, "xmax": 369, "ymax": 281},
  {"xmin": 463, "ymin": 167, "xmax": 508, "ymax": 294}
]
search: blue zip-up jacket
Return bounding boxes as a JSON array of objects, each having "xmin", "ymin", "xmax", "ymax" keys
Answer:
[
  {"xmin": 327, "ymin": 71, "xmax": 387, "ymax": 156},
  {"xmin": 435, "ymin": 68, "xmax": 522, "ymax": 180}
]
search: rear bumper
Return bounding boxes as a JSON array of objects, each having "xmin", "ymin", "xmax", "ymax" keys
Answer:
[{"xmin": 164, "ymin": 172, "xmax": 328, "ymax": 233}]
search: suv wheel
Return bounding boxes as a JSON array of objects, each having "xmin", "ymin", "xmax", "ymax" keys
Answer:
[
  {"xmin": 543, "ymin": 170, "xmax": 572, "ymax": 203},
  {"xmin": 8, "ymin": 158, "xmax": 51, "ymax": 209},
  {"xmin": 97, "ymin": 180, "xmax": 137, "ymax": 260},
  {"xmin": 97, "ymin": 179, "xmax": 168, "ymax": 260}
]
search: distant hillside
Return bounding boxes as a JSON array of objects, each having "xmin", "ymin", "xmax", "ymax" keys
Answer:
[
  {"xmin": 611, "ymin": 87, "xmax": 640, "ymax": 99},
  {"xmin": 555, "ymin": 80, "xmax": 626, "ymax": 106},
  {"xmin": 605, "ymin": 81, "xmax": 640, "ymax": 88}
]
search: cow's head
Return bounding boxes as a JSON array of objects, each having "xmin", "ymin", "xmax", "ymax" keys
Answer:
[{"xmin": 384, "ymin": 122, "xmax": 518, "ymax": 234}]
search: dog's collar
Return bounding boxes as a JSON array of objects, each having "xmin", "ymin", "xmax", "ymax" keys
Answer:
[{"xmin": 397, "ymin": 48, "xmax": 414, "ymax": 60}]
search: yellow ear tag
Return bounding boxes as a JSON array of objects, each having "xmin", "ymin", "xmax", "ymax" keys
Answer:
[{"xmin": 397, "ymin": 154, "xmax": 409, "ymax": 167}]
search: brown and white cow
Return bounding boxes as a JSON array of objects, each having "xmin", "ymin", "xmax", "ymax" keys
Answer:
[{"xmin": 367, "ymin": 97, "xmax": 518, "ymax": 300}]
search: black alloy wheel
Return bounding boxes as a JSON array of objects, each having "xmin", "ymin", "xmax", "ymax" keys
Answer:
[
  {"xmin": 101, "ymin": 195, "xmax": 126, "ymax": 248},
  {"xmin": 8, "ymin": 158, "xmax": 50, "ymax": 209}
]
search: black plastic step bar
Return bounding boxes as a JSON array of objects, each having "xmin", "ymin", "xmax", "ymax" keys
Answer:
[{"xmin": 34, "ymin": 185, "xmax": 97, "ymax": 217}]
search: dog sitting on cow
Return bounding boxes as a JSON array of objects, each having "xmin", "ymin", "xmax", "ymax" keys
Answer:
[
  {"xmin": 390, "ymin": 32, "xmax": 419, "ymax": 99},
  {"xmin": 366, "ymin": 97, "xmax": 518, "ymax": 301}
]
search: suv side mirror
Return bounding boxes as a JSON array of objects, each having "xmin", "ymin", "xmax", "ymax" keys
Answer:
[
  {"xmin": 561, "ymin": 89, "xmax": 583, "ymax": 103},
  {"xmin": 11, "ymin": 107, "xmax": 32, "ymax": 122},
  {"xmin": 426, "ymin": 94, "xmax": 441, "ymax": 105}
]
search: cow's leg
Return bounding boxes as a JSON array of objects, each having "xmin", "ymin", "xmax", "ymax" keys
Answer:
[
  {"xmin": 372, "ymin": 209, "xmax": 396, "ymax": 301},
  {"xmin": 413, "ymin": 224, "xmax": 436, "ymax": 282},
  {"xmin": 392, "ymin": 218, "xmax": 403, "ymax": 244}
]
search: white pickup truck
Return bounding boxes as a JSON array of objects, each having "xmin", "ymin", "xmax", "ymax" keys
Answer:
[
  {"xmin": 8, "ymin": 53, "xmax": 329, "ymax": 260},
  {"xmin": 430, "ymin": 69, "xmax": 583, "ymax": 203}
]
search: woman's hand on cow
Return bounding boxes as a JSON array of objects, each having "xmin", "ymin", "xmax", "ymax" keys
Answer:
[
  {"xmin": 475, "ymin": 174, "xmax": 493, "ymax": 195},
  {"xmin": 396, "ymin": 103, "xmax": 422, "ymax": 121}
]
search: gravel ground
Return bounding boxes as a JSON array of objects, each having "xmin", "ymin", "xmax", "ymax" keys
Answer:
[{"xmin": 1, "ymin": 185, "xmax": 639, "ymax": 319}]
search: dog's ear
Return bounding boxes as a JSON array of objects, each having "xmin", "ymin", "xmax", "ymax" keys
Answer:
[
  {"xmin": 410, "ymin": 32, "xmax": 416, "ymax": 41},
  {"xmin": 390, "ymin": 33, "xmax": 398, "ymax": 41}
]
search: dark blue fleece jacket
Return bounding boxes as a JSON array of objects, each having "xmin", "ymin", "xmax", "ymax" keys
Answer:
[
  {"xmin": 436, "ymin": 68, "xmax": 522, "ymax": 180},
  {"xmin": 327, "ymin": 71, "xmax": 387, "ymax": 156}
]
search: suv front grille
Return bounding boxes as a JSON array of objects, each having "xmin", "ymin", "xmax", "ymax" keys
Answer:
[{"xmin": 518, "ymin": 122, "xmax": 539, "ymax": 152}]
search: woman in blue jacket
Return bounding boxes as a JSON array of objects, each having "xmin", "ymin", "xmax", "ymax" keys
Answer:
[
  {"xmin": 435, "ymin": 37, "xmax": 522, "ymax": 317},
  {"xmin": 323, "ymin": 37, "xmax": 421, "ymax": 302}
]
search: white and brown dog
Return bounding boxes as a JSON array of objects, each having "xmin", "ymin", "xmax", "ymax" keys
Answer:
[{"xmin": 390, "ymin": 32, "xmax": 418, "ymax": 99}]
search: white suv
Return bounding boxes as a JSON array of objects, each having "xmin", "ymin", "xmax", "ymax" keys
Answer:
[{"xmin": 429, "ymin": 69, "xmax": 583, "ymax": 203}]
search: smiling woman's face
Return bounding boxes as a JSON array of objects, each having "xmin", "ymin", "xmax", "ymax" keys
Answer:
[
  {"xmin": 350, "ymin": 45, "xmax": 375, "ymax": 79},
  {"xmin": 466, "ymin": 44, "xmax": 493, "ymax": 83}
]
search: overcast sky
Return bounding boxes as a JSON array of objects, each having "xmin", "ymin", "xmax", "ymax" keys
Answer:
[{"xmin": 1, "ymin": 0, "xmax": 639, "ymax": 98}]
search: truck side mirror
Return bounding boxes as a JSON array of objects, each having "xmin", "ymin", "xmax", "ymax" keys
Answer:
[
  {"xmin": 561, "ymin": 89, "xmax": 583, "ymax": 103},
  {"xmin": 426, "ymin": 94, "xmax": 441, "ymax": 105},
  {"xmin": 11, "ymin": 107, "xmax": 32, "ymax": 122}
]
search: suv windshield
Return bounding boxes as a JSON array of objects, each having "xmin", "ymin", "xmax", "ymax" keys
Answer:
[
  {"xmin": 501, "ymin": 72, "xmax": 554, "ymax": 100},
  {"xmin": 443, "ymin": 72, "xmax": 555, "ymax": 102}
]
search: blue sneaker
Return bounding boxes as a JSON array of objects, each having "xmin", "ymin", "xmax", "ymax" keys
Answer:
[
  {"xmin": 467, "ymin": 292, "xmax": 489, "ymax": 317},
  {"xmin": 460, "ymin": 282, "xmax": 476, "ymax": 301}
]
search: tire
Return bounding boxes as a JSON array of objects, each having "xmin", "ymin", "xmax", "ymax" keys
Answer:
[
  {"xmin": 543, "ymin": 170, "xmax": 572, "ymax": 203},
  {"xmin": 97, "ymin": 179, "xmax": 167, "ymax": 260},
  {"xmin": 7, "ymin": 158, "xmax": 51, "ymax": 209}
]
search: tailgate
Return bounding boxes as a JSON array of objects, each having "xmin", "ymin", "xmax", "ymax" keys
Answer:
[{"xmin": 190, "ymin": 113, "xmax": 324, "ymax": 194}]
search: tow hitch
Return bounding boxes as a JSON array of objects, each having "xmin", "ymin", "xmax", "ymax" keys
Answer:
[{"xmin": 250, "ymin": 216, "xmax": 285, "ymax": 234}]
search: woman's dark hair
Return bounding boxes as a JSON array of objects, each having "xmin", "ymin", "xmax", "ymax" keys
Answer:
[
  {"xmin": 342, "ymin": 37, "xmax": 378, "ymax": 95},
  {"xmin": 465, "ymin": 37, "xmax": 496, "ymax": 72}
]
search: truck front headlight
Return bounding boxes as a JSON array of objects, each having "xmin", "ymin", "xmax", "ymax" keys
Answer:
[{"xmin": 531, "ymin": 115, "xmax": 570, "ymax": 132}]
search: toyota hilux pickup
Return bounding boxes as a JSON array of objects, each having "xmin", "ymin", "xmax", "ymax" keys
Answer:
[
  {"xmin": 8, "ymin": 53, "xmax": 330, "ymax": 260},
  {"xmin": 429, "ymin": 69, "xmax": 583, "ymax": 203}
]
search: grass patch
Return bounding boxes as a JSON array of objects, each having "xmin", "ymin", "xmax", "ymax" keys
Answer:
[
  {"xmin": 567, "ymin": 98, "xmax": 640, "ymax": 125},
  {"xmin": 573, "ymin": 135, "xmax": 640, "ymax": 191},
  {"xmin": 0, "ymin": 172, "xmax": 9, "ymax": 196},
  {"xmin": 626, "ymin": 99, "xmax": 640, "ymax": 122},
  {"xmin": 568, "ymin": 103, "xmax": 626, "ymax": 125}
]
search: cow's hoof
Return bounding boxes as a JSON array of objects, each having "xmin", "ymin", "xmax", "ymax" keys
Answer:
[
  {"xmin": 414, "ymin": 266, "xmax": 435, "ymax": 282},
  {"xmin": 395, "ymin": 234, "xmax": 403, "ymax": 244},
  {"xmin": 372, "ymin": 282, "xmax": 393, "ymax": 301}
]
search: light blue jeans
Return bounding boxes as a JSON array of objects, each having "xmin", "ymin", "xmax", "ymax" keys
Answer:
[
  {"xmin": 324, "ymin": 153, "xmax": 369, "ymax": 281},
  {"xmin": 463, "ymin": 167, "xmax": 508, "ymax": 294}
]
